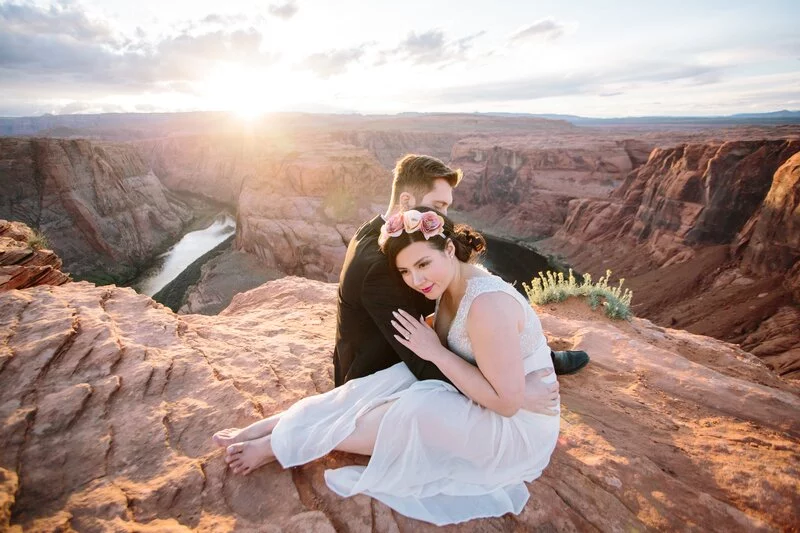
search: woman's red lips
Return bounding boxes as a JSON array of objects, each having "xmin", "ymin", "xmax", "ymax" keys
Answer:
[{"xmin": 421, "ymin": 285, "xmax": 434, "ymax": 293}]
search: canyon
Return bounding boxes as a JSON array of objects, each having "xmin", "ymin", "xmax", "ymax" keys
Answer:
[
  {"xmin": 134, "ymin": 119, "xmax": 800, "ymax": 380},
  {"xmin": 0, "ymin": 240, "xmax": 797, "ymax": 531},
  {"xmin": 1, "ymin": 113, "xmax": 798, "ymax": 376},
  {"xmin": 0, "ymin": 138, "xmax": 194, "ymax": 284},
  {"xmin": 1, "ymin": 111, "xmax": 799, "ymax": 530}
]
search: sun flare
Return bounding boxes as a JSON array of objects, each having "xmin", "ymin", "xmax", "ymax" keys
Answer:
[{"xmin": 203, "ymin": 64, "xmax": 284, "ymax": 120}]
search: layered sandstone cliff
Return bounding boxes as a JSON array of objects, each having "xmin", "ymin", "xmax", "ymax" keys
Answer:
[
  {"xmin": 138, "ymin": 136, "xmax": 390, "ymax": 281},
  {"xmin": 448, "ymin": 137, "xmax": 654, "ymax": 237},
  {"xmin": 0, "ymin": 220, "xmax": 70, "ymax": 290},
  {"xmin": 331, "ymin": 130, "xmax": 463, "ymax": 169},
  {"xmin": 1, "ymin": 277, "xmax": 798, "ymax": 531},
  {"xmin": 541, "ymin": 140, "xmax": 800, "ymax": 378},
  {"xmin": 0, "ymin": 138, "xmax": 193, "ymax": 284}
]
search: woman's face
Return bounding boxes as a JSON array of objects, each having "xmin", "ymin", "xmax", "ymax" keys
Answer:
[{"xmin": 395, "ymin": 240, "xmax": 455, "ymax": 300}]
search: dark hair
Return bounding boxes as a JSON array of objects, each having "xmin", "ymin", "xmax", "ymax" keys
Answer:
[
  {"xmin": 390, "ymin": 154, "xmax": 462, "ymax": 205},
  {"xmin": 380, "ymin": 207, "xmax": 486, "ymax": 270}
]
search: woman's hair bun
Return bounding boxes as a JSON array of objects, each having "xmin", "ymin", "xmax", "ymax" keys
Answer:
[{"xmin": 452, "ymin": 224, "xmax": 486, "ymax": 263}]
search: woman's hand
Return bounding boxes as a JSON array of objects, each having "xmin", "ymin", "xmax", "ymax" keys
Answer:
[{"xmin": 391, "ymin": 309, "xmax": 444, "ymax": 362}]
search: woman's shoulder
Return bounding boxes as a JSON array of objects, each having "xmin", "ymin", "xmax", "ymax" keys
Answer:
[
  {"xmin": 463, "ymin": 267, "xmax": 513, "ymax": 294},
  {"xmin": 464, "ymin": 275, "xmax": 525, "ymax": 321}
]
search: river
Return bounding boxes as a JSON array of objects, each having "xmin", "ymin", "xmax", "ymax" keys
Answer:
[
  {"xmin": 133, "ymin": 213, "xmax": 236, "ymax": 296},
  {"xmin": 131, "ymin": 216, "xmax": 557, "ymax": 303}
]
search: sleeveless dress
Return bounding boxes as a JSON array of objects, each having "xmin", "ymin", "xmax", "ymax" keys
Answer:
[{"xmin": 270, "ymin": 275, "xmax": 560, "ymax": 525}]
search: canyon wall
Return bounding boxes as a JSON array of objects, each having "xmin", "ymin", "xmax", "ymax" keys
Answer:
[
  {"xmin": 330, "ymin": 130, "xmax": 463, "ymax": 169},
  {"xmin": 540, "ymin": 140, "xmax": 800, "ymax": 378},
  {"xmin": 0, "ymin": 138, "xmax": 193, "ymax": 284},
  {"xmin": 137, "ymin": 136, "xmax": 391, "ymax": 281},
  {"xmin": 450, "ymin": 137, "xmax": 653, "ymax": 237}
]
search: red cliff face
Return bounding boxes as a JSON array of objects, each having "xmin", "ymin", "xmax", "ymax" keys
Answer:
[
  {"xmin": 541, "ymin": 140, "xmax": 800, "ymax": 378},
  {"xmin": 138, "ymin": 136, "xmax": 390, "ymax": 281},
  {"xmin": 449, "ymin": 137, "xmax": 652, "ymax": 238},
  {"xmin": 0, "ymin": 138, "xmax": 193, "ymax": 284},
  {"xmin": 737, "ymin": 151, "xmax": 800, "ymax": 278},
  {"xmin": 330, "ymin": 130, "xmax": 462, "ymax": 170},
  {"xmin": 555, "ymin": 140, "xmax": 800, "ymax": 265},
  {"xmin": 0, "ymin": 220, "xmax": 70, "ymax": 290}
]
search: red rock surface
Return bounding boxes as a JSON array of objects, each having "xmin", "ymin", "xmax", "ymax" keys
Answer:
[
  {"xmin": 0, "ymin": 220, "xmax": 70, "ymax": 290},
  {"xmin": 0, "ymin": 138, "xmax": 193, "ymax": 284},
  {"xmin": 1, "ymin": 278, "xmax": 798, "ymax": 531}
]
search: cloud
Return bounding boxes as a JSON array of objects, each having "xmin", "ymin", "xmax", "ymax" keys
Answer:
[
  {"xmin": 425, "ymin": 61, "xmax": 727, "ymax": 104},
  {"xmin": 0, "ymin": 1, "xmax": 116, "ymax": 43},
  {"xmin": 509, "ymin": 19, "xmax": 566, "ymax": 43},
  {"xmin": 378, "ymin": 29, "xmax": 485, "ymax": 67},
  {"xmin": 301, "ymin": 46, "xmax": 365, "ymax": 78},
  {"xmin": 0, "ymin": 2, "xmax": 278, "ymax": 90},
  {"xmin": 268, "ymin": 1, "xmax": 298, "ymax": 20},
  {"xmin": 58, "ymin": 100, "xmax": 93, "ymax": 114}
]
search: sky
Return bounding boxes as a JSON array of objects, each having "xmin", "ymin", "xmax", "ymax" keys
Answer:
[{"xmin": 1, "ymin": 0, "xmax": 799, "ymax": 118}]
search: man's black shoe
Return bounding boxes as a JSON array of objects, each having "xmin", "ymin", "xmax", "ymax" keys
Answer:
[{"xmin": 552, "ymin": 350, "xmax": 589, "ymax": 375}]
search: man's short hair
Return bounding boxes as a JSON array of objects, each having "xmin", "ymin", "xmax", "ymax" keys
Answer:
[{"xmin": 390, "ymin": 154, "xmax": 462, "ymax": 204}]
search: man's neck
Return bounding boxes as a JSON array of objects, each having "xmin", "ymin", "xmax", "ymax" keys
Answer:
[{"xmin": 383, "ymin": 204, "xmax": 402, "ymax": 219}]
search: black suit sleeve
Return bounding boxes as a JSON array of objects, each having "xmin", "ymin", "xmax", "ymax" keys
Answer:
[{"xmin": 361, "ymin": 260, "xmax": 452, "ymax": 384}]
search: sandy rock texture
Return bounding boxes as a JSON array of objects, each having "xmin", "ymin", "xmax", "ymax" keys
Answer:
[
  {"xmin": 0, "ymin": 277, "xmax": 798, "ymax": 532},
  {"xmin": 0, "ymin": 138, "xmax": 193, "ymax": 284},
  {"xmin": 541, "ymin": 140, "xmax": 800, "ymax": 379},
  {"xmin": 0, "ymin": 220, "xmax": 70, "ymax": 290}
]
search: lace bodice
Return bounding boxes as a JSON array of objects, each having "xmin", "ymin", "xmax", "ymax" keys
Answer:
[{"xmin": 437, "ymin": 275, "xmax": 552, "ymax": 373}]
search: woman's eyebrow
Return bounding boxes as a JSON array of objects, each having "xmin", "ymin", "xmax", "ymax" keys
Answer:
[{"xmin": 413, "ymin": 256, "xmax": 431, "ymax": 266}]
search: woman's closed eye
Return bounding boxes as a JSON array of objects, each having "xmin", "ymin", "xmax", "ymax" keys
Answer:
[{"xmin": 399, "ymin": 262, "xmax": 429, "ymax": 277}]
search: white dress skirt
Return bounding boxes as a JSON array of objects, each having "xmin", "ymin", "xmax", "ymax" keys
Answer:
[{"xmin": 270, "ymin": 275, "xmax": 560, "ymax": 526}]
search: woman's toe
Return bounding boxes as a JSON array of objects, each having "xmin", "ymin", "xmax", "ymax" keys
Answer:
[{"xmin": 226, "ymin": 443, "xmax": 245, "ymax": 456}]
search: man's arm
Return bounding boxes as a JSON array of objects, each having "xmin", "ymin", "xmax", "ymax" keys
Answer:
[{"xmin": 361, "ymin": 261, "xmax": 452, "ymax": 383}]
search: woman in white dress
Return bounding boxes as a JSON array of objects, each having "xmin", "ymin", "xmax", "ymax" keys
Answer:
[{"xmin": 213, "ymin": 208, "xmax": 560, "ymax": 525}]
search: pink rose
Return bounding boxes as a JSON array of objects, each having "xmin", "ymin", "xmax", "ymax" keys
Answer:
[
  {"xmin": 420, "ymin": 211, "xmax": 445, "ymax": 240},
  {"xmin": 379, "ymin": 213, "xmax": 405, "ymax": 246},
  {"xmin": 402, "ymin": 210, "xmax": 422, "ymax": 233}
]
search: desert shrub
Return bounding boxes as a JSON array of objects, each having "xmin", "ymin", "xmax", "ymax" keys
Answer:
[
  {"xmin": 523, "ymin": 269, "xmax": 634, "ymax": 320},
  {"xmin": 27, "ymin": 229, "xmax": 50, "ymax": 251}
]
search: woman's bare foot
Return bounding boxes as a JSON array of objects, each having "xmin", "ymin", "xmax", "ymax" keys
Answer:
[
  {"xmin": 225, "ymin": 435, "xmax": 277, "ymax": 475},
  {"xmin": 212, "ymin": 414, "xmax": 282, "ymax": 448},
  {"xmin": 212, "ymin": 428, "xmax": 251, "ymax": 448}
]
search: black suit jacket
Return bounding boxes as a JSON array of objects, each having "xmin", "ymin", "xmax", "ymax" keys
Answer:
[{"xmin": 333, "ymin": 215, "xmax": 451, "ymax": 386}]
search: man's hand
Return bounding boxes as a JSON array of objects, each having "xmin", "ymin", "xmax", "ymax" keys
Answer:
[{"xmin": 522, "ymin": 368, "xmax": 560, "ymax": 415}]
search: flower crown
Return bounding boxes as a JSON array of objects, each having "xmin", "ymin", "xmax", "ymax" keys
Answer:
[{"xmin": 378, "ymin": 209, "xmax": 446, "ymax": 247}]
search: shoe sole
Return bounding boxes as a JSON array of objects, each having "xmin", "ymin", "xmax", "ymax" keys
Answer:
[{"xmin": 557, "ymin": 356, "xmax": 590, "ymax": 376}]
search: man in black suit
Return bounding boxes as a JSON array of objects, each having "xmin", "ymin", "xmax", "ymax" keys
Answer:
[{"xmin": 333, "ymin": 155, "xmax": 588, "ymax": 406}]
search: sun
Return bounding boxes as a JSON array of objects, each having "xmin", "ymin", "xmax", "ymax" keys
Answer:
[{"xmin": 203, "ymin": 64, "xmax": 284, "ymax": 120}]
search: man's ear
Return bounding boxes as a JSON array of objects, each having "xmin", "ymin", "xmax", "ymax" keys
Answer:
[{"xmin": 399, "ymin": 191, "xmax": 415, "ymax": 210}]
